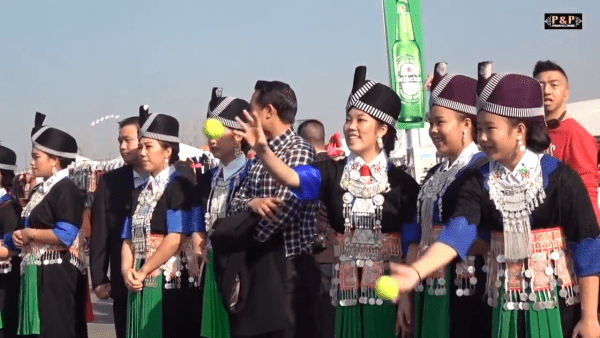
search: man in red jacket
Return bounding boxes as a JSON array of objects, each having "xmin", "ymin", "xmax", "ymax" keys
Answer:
[{"xmin": 534, "ymin": 60, "xmax": 600, "ymax": 226}]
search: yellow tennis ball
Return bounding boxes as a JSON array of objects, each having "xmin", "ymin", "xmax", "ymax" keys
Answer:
[
  {"xmin": 375, "ymin": 276, "xmax": 399, "ymax": 300},
  {"xmin": 204, "ymin": 118, "xmax": 225, "ymax": 139}
]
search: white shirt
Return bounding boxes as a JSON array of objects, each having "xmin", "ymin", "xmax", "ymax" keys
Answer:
[
  {"xmin": 347, "ymin": 151, "xmax": 388, "ymax": 182},
  {"xmin": 41, "ymin": 168, "xmax": 70, "ymax": 194},
  {"xmin": 0, "ymin": 188, "xmax": 7, "ymax": 199},
  {"xmin": 491, "ymin": 149, "xmax": 543, "ymax": 186},
  {"xmin": 218, "ymin": 155, "xmax": 247, "ymax": 181},
  {"xmin": 147, "ymin": 165, "xmax": 176, "ymax": 194},
  {"xmin": 133, "ymin": 169, "xmax": 149, "ymax": 189},
  {"xmin": 440, "ymin": 142, "xmax": 480, "ymax": 172}
]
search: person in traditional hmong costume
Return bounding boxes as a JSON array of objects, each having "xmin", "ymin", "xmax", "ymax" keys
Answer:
[
  {"xmin": 90, "ymin": 115, "xmax": 148, "ymax": 338},
  {"xmin": 194, "ymin": 88, "xmax": 252, "ymax": 338},
  {"xmin": 4, "ymin": 112, "xmax": 88, "ymax": 338},
  {"xmin": 390, "ymin": 62, "xmax": 600, "ymax": 338},
  {"xmin": 121, "ymin": 106, "xmax": 203, "ymax": 338},
  {"xmin": 410, "ymin": 62, "xmax": 491, "ymax": 338},
  {"xmin": 234, "ymin": 66, "xmax": 421, "ymax": 338},
  {"xmin": 0, "ymin": 145, "xmax": 21, "ymax": 338}
]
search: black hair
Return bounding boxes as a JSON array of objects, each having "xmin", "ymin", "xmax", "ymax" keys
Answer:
[
  {"xmin": 118, "ymin": 116, "xmax": 140, "ymax": 129},
  {"xmin": 374, "ymin": 121, "xmax": 397, "ymax": 157},
  {"xmin": 157, "ymin": 141, "xmax": 180, "ymax": 164},
  {"xmin": 46, "ymin": 154, "xmax": 75, "ymax": 171},
  {"xmin": 240, "ymin": 140, "xmax": 250, "ymax": 155},
  {"xmin": 253, "ymin": 81, "xmax": 297, "ymax": 124},
  {"xmin": 59, "ymin": 158, "xmax": 75, "ymax": 169},
  {"xmin": 297, "ymin": 119, "xmax": 326, "ymax": 146},
  {"xmin": 0, "ymin": 169, "xmax": 14, "ymax": 190},
  {"xmin": 509, "ymin": 119, "xmax": 552, "ymax": 153},
  {"xmin": 533, "ymin": 60, "xmax": 568, "ymax": 82},
  {"xmin": 118, "ymin": 116, "xmax": 140, "ymax": 134},
  {"xmin": 457, "ymin": 113, "xmax": 478, "ymax": 144}
]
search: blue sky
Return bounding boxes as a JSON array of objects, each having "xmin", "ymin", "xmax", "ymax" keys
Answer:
[{"xmin": 1, "ymin": 0, "xmax": 598, "ymax": 166}]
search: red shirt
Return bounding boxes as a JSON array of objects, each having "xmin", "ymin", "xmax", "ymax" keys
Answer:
[{"xmin": 548, "ymin": 118, "xmax": 600, "ymax": 226}]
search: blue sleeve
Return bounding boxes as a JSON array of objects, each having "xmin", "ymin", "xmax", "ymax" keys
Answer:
[
  {"xmin": 121, "ymin": 217, "xmax": 132, "ymax": 240},
  {"xmin": 569, "ymin": 236, "xmax": 600, "ymax": 277},
  {"xmin": 3, "ymin": 233, "xmax": 18, "ymax": 252},
  {"xmin": 166, "ymin": 207, "xmax": 205, "ymax": 235},
  {"xmin": 437, "ymin": 216, "xmax": 477, "ymax": 260},
  {"xmin": 53, "ymin": 222, "xmax": 80, "ymax": 247},
  {"xmin": 190, "ymin": 206, "xmax": 205, "ymax": 233},
  {"xmin": 291, "ymin": 165, "xmax": 322, "ymax": 201},
  {"xmin": 401, "ymin": 215, "xmax": 421, "ymax": 256}
]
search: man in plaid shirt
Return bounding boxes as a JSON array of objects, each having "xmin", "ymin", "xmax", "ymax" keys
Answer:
[{"xmin": 231, "ymin": 80, "xmax": 322, "ymax": 338}]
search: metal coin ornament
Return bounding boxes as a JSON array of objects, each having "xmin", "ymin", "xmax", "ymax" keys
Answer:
[{"xmin": 204, "ymin": 118, "xmax": 225, "ymax": 139}]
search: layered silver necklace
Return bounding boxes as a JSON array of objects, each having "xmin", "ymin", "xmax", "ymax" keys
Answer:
[
  {"xmin": 339, "ymin": 157, "xmax": 390, "ymax": 261},
  {"xmin": 417, "ymin": 143, "xmax": 478, "ymax": 246},
  {"xmin": 417, "ymin": 164, "xmax": 462, "ymax": 247},
  {"xmin": 488, "ymin": 157, "xmax": 546, "ymax": 260},
  {"xmin": 131, "ymin": 167, "xmax": 173, "ymax": 261}
]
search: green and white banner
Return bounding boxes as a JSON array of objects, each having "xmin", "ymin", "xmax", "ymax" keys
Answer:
[{"xmin": 382, "ymin": 0, "xmax": 426, "ymax": 130}]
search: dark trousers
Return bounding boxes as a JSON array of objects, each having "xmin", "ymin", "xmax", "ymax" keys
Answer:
[
  {"xmin": 316, "ymin": 263, "xmax": 335, "ymax": 338},
  {"xmin": 284, "ymin": 254, "xmax": 322, "ymax": 338},
  {"xmin": 113, "ymin": 297, "xmax": 127, "ymax": 338}
]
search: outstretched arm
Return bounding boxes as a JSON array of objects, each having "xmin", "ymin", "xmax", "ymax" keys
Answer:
[
  {"xmin": 391, "ymin": 242, "xmax": 458, "ymax": 297},
  {"xmin": 234, "ymin": 110, "xmax": 300, "ymax": 189}
]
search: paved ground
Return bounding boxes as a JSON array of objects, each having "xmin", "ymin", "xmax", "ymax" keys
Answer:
[
  {"xmin": 88, "ymin": 286, "xmax": 117, "ymax": 338},
  {"xmin": 85, "ymin": 251, "xmax": 117, "ymax": 338}
]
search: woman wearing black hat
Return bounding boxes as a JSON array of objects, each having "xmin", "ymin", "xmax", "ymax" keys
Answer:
[
  {"xmin": 0, "ymin": 145, "xmax": 21, "ymax": 338},
  {"xmin": 194, "ymin": 88, "xmax": 252, "ymax": 338},
  {"xmin": 234, "ymin": 66, "xmax": 421, "ymax": 338},
  {"xmin": 121, "ymin": 106, "xmax": 203, "ymax": 338},
  {"xmin": 411, "ymin": 62, "xmax": 490, "ymax": 338},
  {"xmin": 390, "ymin": 62, "xmax": 600, "ymax": 337},
  {"xmin": 6, "ymin": 113, "xmax": 88, "ymax": 338}
]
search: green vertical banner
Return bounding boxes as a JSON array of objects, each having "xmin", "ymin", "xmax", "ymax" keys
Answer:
[{"xmin": 383, "ymin": 0, "xmax": 426, "ymax": 130}]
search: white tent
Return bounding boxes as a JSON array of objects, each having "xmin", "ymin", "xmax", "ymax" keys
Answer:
[
  {"xmin": 75, "ymin": 155, "xmax": 92, "ymax": 163},
  {"xmin": 179, "ymin": 143, "xmax": 209, "ymax": 160},
  {"xmin": 567, "ymin": 99, "xmax": 600, "ymax": 137}
]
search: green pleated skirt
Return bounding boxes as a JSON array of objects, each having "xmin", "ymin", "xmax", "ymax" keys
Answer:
[
  {"xmin": 201, "ymin": 249, "xmax": 231, "ymax": 338},
  {"xmin": 413, "ymin": 265, "xmax": 451, "ymax": 338},
  {"xmin": 492, "ymin": 284, "xmax": 564, "ymax": 338},
  {"xmin": 17, "ymin": 263, "xmax": 40, "ymax": 335},
  {"xmin": 334, "ymin": 301, "xmax": 396, "ymax": 338},
  {"xmin": 126, "ymin": 262, "xmax": 164, "ymax": 338}
]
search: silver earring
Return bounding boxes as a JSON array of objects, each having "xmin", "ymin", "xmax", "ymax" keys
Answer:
[
  {"xmin": 164, "ymin": 158, "xmax": 169, "ymax": 169},
  {"xmin": 462, "ymin": 130, "xmax": 467, "ymax": 146},
  {"xmin": 377, "ymin": 137, "xmax": 384, "ymax": 150},
  {"xmin": 51, "ymin": 163, "xmax": 57, "ymax": 175},
  {"xmin": 517, "ymin": 139, "xmax": 525, "ymax": 152},
  {"xmin": 234, "ymin": 144, "xmax": 242, "ymax": 157}
]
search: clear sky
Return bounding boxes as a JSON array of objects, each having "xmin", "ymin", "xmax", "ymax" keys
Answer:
[{"xmin": 1, "ymin": 0, "xmax": 598, "ymax": 167}]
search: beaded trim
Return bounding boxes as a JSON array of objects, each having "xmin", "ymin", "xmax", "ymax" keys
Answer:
[
  {"xmin": 415, "ymin": 226, "xmax": 478, "ymax": 297},
  {"xmin": 484, "ymin": 228, "xmax": 579, "ymax": 311}
]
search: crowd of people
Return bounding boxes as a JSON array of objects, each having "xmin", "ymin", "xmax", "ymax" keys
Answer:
[{"xmin": 0, "ymin": 59, "xmax": 598, "ymax": 338}]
